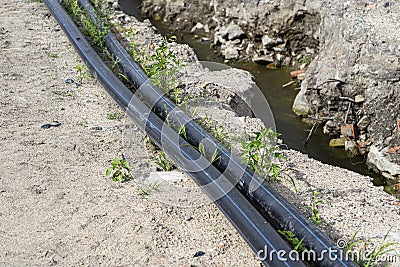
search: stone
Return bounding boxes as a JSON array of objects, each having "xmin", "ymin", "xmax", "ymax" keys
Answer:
[
  {"xmin": 290, "ymin": 69, "xmax": 305, "ymax": 78},
  {"xmin": 387, "ymin": 146, "xmax": 400, "ymax": 154},
  {"xmin": 261, "ymin": 35, "xmax": 282, "ymax": 49},
  {"xmin": 367, "ymin": 146, "xmax": 400, "ymax": 176},
  {"xmin": 276, "ymin": 53, "xmax": 284, "ymax": 62},
  {"xmin": 190, "ymin": 22, "xmax": 204, "ymax": 33},
  {"xmin": 329, "ymin": 137, "xmax": 346, "ymax": 147},
  {"xmin": 299, "ymin": 63, "xmax": 307, "ymax": 70},
  {"xmin": 381, "ymin": 172, "xmax": 396, "ymax": 180},
  {"xmin": 357, "ymin": 116, "xmax": 371, "ymax": 131},
  {"xmin": 292, "ymin": 83, "xmax": 311, "ymax": 116},
  {"xmin": 354, "ymin": 95, "xmax": 365, "ymax": 103},
  {"xmin": 345, "ymin": 140, "xmax": 359, "ymax": 157},
  {"xmin": 323, "ymin": 120, "xmax": 340, "ymax": 136},
  {"xmin": 252, "ymin": 54, "xmax": 274, "ymax": 64},
  {"xmin": 282, "ymin": 56, "xmax": 291, "ymax": 66},
  {"xmin": 220, "ymin": 22, "xmax": 245, "ymax": 40},
  {"xmin": 214, "ymin": 34, "xmax": 227, "ymax": 45},
  {"xmin": 245, "ymin": 43, "xmax": 254, "ymax": 55},
  {"xmin": 305, "ymin": 47, "xmax": 315, "ymax": 54},
  {"xmin": 357, "ymin": 141, "xmax": 368, "ymax": 156},
  {"xmin": 297, "ymin": 73, "xmax": 306, "ymax": 81},
  {"xmin": 341, "ymin": 124, "xmax": 356, "ymax": 138},
  {"xmin": 222, "ymin": 45, "xmax": 239, "ymax": 60}
]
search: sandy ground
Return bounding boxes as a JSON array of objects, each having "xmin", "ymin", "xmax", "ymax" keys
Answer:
[{"xmin": 1, "ymin": 1, "xmax": 400, "ymax": 266}]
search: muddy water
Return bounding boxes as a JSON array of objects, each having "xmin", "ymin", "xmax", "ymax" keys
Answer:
[{"xmin": 119, "ymin": 2, "xmax": 396, "ymax": 194}]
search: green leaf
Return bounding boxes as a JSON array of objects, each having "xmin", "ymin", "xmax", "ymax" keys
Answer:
[{"xmin": 106, "ymin": 168, "xmax": 112, "ymax": 177}]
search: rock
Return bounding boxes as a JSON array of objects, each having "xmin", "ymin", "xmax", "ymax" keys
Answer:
[
  {"xmin": 214, "ymin": 34, "xmax": 227, "ymax": 45},
  {"xmin": 282, "ymin": 56, "xmax": 291, "ymax": 66},
  {"xmin": 354, "ymin": 95, "xmax": 365, "ymax": 103},
  {"xmin": 299, "ymin": 63, "xmax": 307, "ymax": 70},
  {"xmin": 387, "ymin": 146, "xmax": 400, "ymax": 154},
  {"xmin": 290, "ymin": 69, "xmax": 305, "ymax": 78},
  {"xmin": 190, "ymin": 22, "xmax": 204, "ymax": 33},
  {"xmin": 381, "ymin": 172, "xmax": 396, "ymax": 180},
  {"xmin": 345, "ymin": 140, "xmax": 359, "ymax": 157},
  {"xmin": 193, "ymin": 251, "xmax": 206, "ymax": 257},
  {"xmin": 261, "ymin": 35, "xmax": 282, "ymax": 49},
  {"xmin": 252, "ymin": 54, "xmax": 274, "ymax": 64},
  {"xmin": 367, "ymin": 146, "xmax": 400, "ymax": 176},
  {"xmin": 245, "ymin": 43, "xmax": 254, "ymax": 55},
  {"xmin": 329, "ymin": 137, "xmax": 346, "ymax": 147},
  {"xmin": 323, "ymin": 120, "xmax": 340, "ymax": 136},
  {"xmin": 340, "ymin": 124, "xmax": 356, "ymax": 138},
  {"xmin": 276, "ymin": 53, "xmax": 284, "ymax": 62},
  {"xmin": 220, "ymin": 22, "xmax": 245, "ymax": 40},
  {"xmin": 297, "ymin": 73, "xmax": 306, "ymax": 81},
  {"xmin": 357, "ymin": 141, "xmax": 368, "ymax": 156},
  {"xmin": 292, "ymin": 83, "xmax": 311, "ymax": 116},
  {"xmin": 305, "ymin": 47, "xmax": 315, "ymax": 55},
  {"xmin": 221, "ymin": 45, "xmax": 239, "ymax": 60},
  {"xmin": 357, "ymin": 116, "xmax": 371, "ymax": 131}
]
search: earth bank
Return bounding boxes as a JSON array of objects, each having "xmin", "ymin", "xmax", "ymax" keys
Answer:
[{"xmin": 140, "ymin": 0, "xmax": 400, "ymax": 182}]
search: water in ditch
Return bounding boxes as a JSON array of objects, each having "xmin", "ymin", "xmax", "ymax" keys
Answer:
[{"xmin": 118, "ymin": 1, "xmax": 397, "ymax": 195}]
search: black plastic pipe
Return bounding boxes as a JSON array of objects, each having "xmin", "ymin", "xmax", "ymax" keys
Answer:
[
  {"xmin": 43, "ymin": 1, "xmax": 306, "ymax": 266},
  {"xmin": 74, "ymin": 1, "xmax": 358, "ymax": 266}
]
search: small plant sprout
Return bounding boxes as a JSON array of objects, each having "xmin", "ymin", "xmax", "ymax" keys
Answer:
[
  {"xmin": 62, "ymin": 0, "xmax": 81, "ymax": 18},
  {"xmin": 304, "ymin": 191, "xmax": 325, "ymax": 224},
  {"xmin": 344, "ymin": 229, "xmax": 399, "ymax": 267},
  {"xmin": 74, "ymin": 62, "xmax": 91, "ymax": 83},
  {"xmin": 128, "ymin": 37, "xmax": 184, "ymax": 104},
  {"xmin": 363, "ymin": 231, "xmax": 398, "ymax": 267},
  {"xmin": 178, "ymin": 123, "xmax": 187, "ymax": 139},
  {"xmin": 137, "ymin": 182, "xmax": 160, "ymax": 198},
  {"xmin": 277, "ymin": 230, "xmax": 306, "ymax": 252},
  {"xmin": 151, "ymin": 151, "xmax": 174, "ymax": 172},
  {"xmin": 198, "ymin": 141, "xmax": 221, "ymax": 164},
  {"xmin": 107, "ymin": 111, "xmax": 122, "ymax": 120},
  {"xmin": 240, "ymin": 128, "xmax": 285, "ymax": 182},
  {"xmin": 298, "ymin": 53, "xmax": 313, "ymax": 66},
  {"xmin": 106, "ymin": 157, "xmax": 132, "ymax": 182}
]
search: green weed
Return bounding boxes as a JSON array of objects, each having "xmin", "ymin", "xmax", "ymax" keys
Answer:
[
  {"xmin": 198, "ymin": 142, "xmax": 221, "ymax": 164},
  {"xmin": 106, "ymin": 157, "xmax": 132, "ymax": 182},
  {"xmin": 151, "ymin": 152, "xmax": 174, "ymax": 172},
  {"xmin": 196, "ymin": 115, "xmax": 231, "ymax": 149},
  {"xmin": 137, "ymin": 182, "xmax": 160, "ymax": 198},
  {"xmin": 240, "ymin": 128, "xmax": 285, "ymax": 182},
  {"xmin": 74, "ymin": 62, "xmax": 91, "ymax": 83},
  {"xmin": 345, "ymin": 230, "xmax": 399, "ymax": 267},
  {"xmin": 107, "ymin": 111, "xmax": 123, "ymax": 120},
  {"xmin": 62, "ymin": 0, "xmax": 81, "ymax": 18},
  {"xmin": 304, "ymin": 191, "xmax": 325, "ymax": 224},
  {"xmin": 298, "ymin": 54, "xmax": 312, "ymax": 66},
  {"xmin": 277, "ymin": 230, "xmax": 306, "ymax": 252},
  {"xmin": 62, "ymin": 0, "xmax": 110, "ymax": 48},
  {"xmin": 178, "ymin": 123, "xmax": 187, "ymax": 139},
  {"xmin": 129, "ymin": 38, "xmax": 184, "ymax": 104}
]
